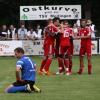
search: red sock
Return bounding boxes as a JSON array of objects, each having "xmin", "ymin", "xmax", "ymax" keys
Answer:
[
  {"xmin": 64, "ymin": 59, "xmax": 69, "ymax": 72},
  {"xmin": 44, "ymin": 58, "xmax": 52, "ymax": 72},
  {"xmin": 88, "ymin": 64, "xmax": 92, "ymax": 74},
  {"xmin": 58, "ymin": 57, "xmax": 64, "ymax": 73},
  {"xmin": 39, "ymin": 59, "xmax": 47, "ymax": 71},
  {"xmin": 69, "ymin": 60, "xmax": 72, "ymax": 72}
]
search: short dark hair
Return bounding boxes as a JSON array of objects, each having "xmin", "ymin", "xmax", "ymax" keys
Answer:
[
  {"xmin": 14, "ymin": 47, "xmax": 24, "ymax": 54},
  {"xmin": 53, "ymin": 17, "xmax": 60, "ymax": 22}
]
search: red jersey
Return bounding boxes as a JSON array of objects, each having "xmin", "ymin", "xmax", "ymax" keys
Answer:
[
  {"xmin": 44, "ymin": 25, "xmax": 58, "ymax": 45},
  {"xmin": 79, "ymin": 27, "xmax": 91, "ymax": 46},
  {"xmin": 60, "ymin": 27, "xmax": 72, "ymax": 46}
]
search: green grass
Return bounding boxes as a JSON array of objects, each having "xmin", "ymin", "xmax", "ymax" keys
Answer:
[{"xmin": 0, "ymin": 55, "xmax": 100, "ymax": 100}]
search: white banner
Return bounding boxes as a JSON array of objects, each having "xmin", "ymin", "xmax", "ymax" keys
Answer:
[
  {"xmin": 0, "ymin": 39, "xmax": 98, "ymax": 56},
  {"xmin": 20, "ymin": 5, "xmax": 81, "ymax": 20},
  {"xmin": 22, "ymin": 40, "xmax": 44, "ymax": 55},
  {"xmin": 0, "ymin": 40, "xmax": 44, "ymax": 56},
  {"xmin": 0, "ymin": 41, "xmax": 22, "ymax": 56}
]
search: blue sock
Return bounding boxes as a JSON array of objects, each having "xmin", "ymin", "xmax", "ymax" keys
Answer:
[{"xmin": 6, "ymin": 86, "xmax": 27, "ymax": 93}]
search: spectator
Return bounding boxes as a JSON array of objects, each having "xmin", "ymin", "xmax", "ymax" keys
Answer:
[
  {"xmin": 73, "ymin": 23, "xmax": 79, "ymax": 37},
  {"xmin": 0, "ymin": 25, "xmax": 8, "ymax": 39},
  {"xmin": 87, "ymin": 19, "xmax": 96, "ymax": 38},
  {"xmin": 18, "ymin": 24, "xmax": 27, "ymax": 40},
  {"xmin": 8, "ymin": 25, "xmax": 18, "ymax": 40},
  {"xmin": 26, "ymin": 27, "xmax": 34, "ymax": 40},
  {"xmin": 33, "ymin": 24, "xmax": 42, "ymax": 39}
]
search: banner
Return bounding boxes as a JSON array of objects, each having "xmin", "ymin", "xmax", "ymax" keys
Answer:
[
  {"xmin": 0, "ymin": 41, "xmax": 22, "ymax": 56},
  {"xmin": 0, "ymin": 39, "xmax": 98, "ymax": 56},
  {"xmin": 0, "ymin": 40, "xmax": 44, "ymax": 56},
  {"xmin": 22, "ymin": 40, "xmax": 44, "ymax": 55},
  {"xmin": 20, "ymin": 5, "xmax": 81, "ymax": 20}
]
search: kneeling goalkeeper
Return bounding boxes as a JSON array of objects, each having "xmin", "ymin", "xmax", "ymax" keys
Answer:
[{"xmin": 5, "ymin": 47, "xmax": 41, "ymax": 93}]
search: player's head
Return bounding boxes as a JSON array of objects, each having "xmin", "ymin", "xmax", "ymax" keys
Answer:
[
  {"xmin": 53, "ymin": 17, "xmax": 60, "ymax": 26},
  {"xmin": 86, "ymin": 19, "xmax": 92, "ymax": 26},
  {"xmin": 47, "ymin": 18, "xmax": 53, "ymax": 25},
  {"xmin": 63, "ymin": 20, "xmax": 69, "ymax": 27},
  {"xmin": 14, "ymin": 47, "xmax": 24, "ymax": 58},
  {"xmin": 80, "ymin": 19, "xmax": 87, "ymax": 28}
]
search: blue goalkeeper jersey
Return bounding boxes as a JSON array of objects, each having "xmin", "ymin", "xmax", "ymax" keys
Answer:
[{"xmin": 16, "ymin": 55, "xmax": 36, "ymax": 81}]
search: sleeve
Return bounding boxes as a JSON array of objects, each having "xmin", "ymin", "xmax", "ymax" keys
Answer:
[{"xmin": 16, "ymin": 60, "xmax": 24, "ymax": 69}]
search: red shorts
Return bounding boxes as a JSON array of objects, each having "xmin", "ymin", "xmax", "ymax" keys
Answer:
[
  {"xmin": 59, "ymin": 45, "xmax": 70, "ymax": 55},
  {"xmin": 44, "ymin": 44, "xmax": 55, "ymax": 56},
  {"xmin": 80, "ymin": 44, "xmax": 91, "ymax": 56},
  {"xmin": 67, "ymin": 45, "xmax": 74, "ymax": 56}
]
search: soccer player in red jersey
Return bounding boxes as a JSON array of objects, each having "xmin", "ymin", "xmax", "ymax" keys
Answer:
[
  {"xmin": 53, "ymin": 18, "xmax": 65, "ymax": 75},
  {"xmin": 67, "ymin": 26, "xmax": 74, "ymax": 74},
  {"xmin": 39, "ymin": 19, "xmax": 59, "ymax": 75},
  {"xmin": 59, "ymin": 21, "xmax": 73, "ymax": 75},
  {"xmin": 77, "ymin": 19, "xmax": 92, "ymax": 74}
]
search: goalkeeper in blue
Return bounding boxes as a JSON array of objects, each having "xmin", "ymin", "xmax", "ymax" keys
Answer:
[{"xmin": 5, "ymin": 47, "xmax": 41, "ymax": 93}]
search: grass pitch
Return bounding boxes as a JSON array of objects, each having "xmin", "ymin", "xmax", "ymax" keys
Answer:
[{"xmin": 0, "ymin": 55, "xmax": 100, "ymax": 100}]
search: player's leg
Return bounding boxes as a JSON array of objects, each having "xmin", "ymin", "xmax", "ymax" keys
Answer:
[
  {"xmin": 69, "ymin": 55, "xmax": 73, "ymax": 73},
  {"xmin": 63, "ymin": 47, "xmax": 70, "ymax": 75},
  {"xmin": 56, "ymin": 55, "xmax": 65, "ymax": 74},
  {"xmin": 5, "ymin": 85, "xmax": 28, "ymax": 93},
  {"xmin": 87, "ymin": 55, "xmax": 92, "ymax": 74},
  {"xmin": 26, "ymin": 81, "xmax": 41, "ymax": 93},
  {"xmin": 39, "ymin": 45, "xmax": 48, "ymax": 75},
  {"xmin": 55, "ymin": 37, "xmax": 65, "ymax": 74},
  {"xmin": 39, "ymin": 56, "xmax": 48, "ymax": 75},
  {"xmin": 44, "ymin": 54, "xmax": 53, "ymax": 75},
  {"xmin": 68, "ymin": 45, "xmax": 73, "ymax": 73},
  {"xmin": 77, "ymin": 47, "xmax": 85, "ymax": 74},
  {"xmin": 64, "ymin": 54, "xmax": 70, "ymax": 75},
  {"xmin": 78, "ymin": 55, "xmax": 84, "ymax": 74},
  {"xmin": 87, "ymin": 45, "xmax": 92, "ymax": 74},
  {"xmin": 56, "ymin": 46, "xmax": 65, "ymax": 74},
  {"xmin": 5, "ymin": 81, "xmax": 28, "ymax": 93},
  {"xmin": 43, "ymin": 44, "xmax": 54, "ymax": 75}
]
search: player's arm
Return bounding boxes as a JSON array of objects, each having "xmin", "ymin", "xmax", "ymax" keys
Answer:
[
  {"xmin": 70, "ymin": 28, "xmax": 75, "ymax": 39},
  {"xmin": 16, "ymin": 61, "xmax": 24, "ymax": 82},
  {"xmin": 80, "ymin": 30, "xmax": 91, "ymax": 39},
  {"xmin": 80, "ymin": 35, "xmax": 91, "ymax": 39},
  {"xmin": 75, "ymin": 34, "xmax": 90, "ymax": 39},
  {"xmin": 16, "ymin": 66, "xmax": 21, "ymax": 81}
]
